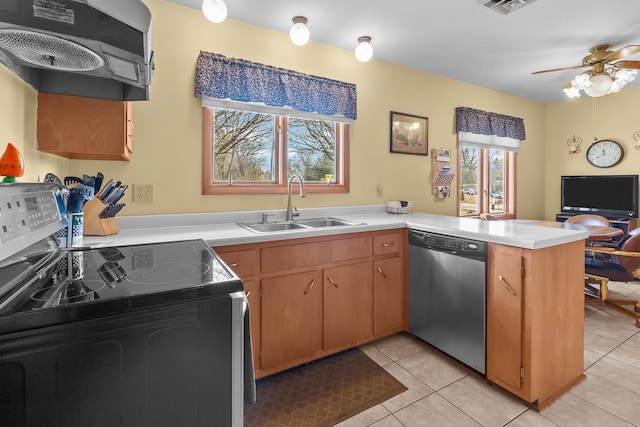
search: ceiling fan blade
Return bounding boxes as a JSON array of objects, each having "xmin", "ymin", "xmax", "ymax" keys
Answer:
[
  {"xmin": 604, "ymin": 45, "xmax": 640, "ymax": 61},
  {"xmin": 614, "ymin": 60, "xmax": 640, "ymax": 69},
  {"xmin": 531, "ymin": 64, "xmax": 586, "ymax": 75}
]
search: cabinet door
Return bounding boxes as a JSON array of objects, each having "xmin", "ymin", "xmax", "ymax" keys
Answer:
[
  {"xmin": 323, "ymin": 261, "xmax": 372, "ymax": 350},
  {"xmin": 215, "ymin": 248, "xmax": 259, "ymax": 279},
  {"xmin": 261, "ymin": 271, "xmax": 323, "ymax": 371},
  {"xmin": 37, "ymin": 93, "xmax": 132, "ymax": 160},
  {"xmin": 373, "ymin": 257, "xmax": 404, "ymax": 335},
  {"xmin": 243, "ymin": 280, "xmax": 261, "ymax": 371},
  {"xmin": 487, "ymin": 244, "xmax": 524, "ymax": 393}
]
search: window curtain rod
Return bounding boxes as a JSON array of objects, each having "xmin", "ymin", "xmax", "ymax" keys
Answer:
[{"xmin": 194, "ymin": 51, "xmax": 357, "ymax": 123}]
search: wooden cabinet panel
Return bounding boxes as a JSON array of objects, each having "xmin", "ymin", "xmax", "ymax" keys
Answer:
[
  {"xmin": 373, "ymin": 257, "xmax": 404, "ymax": 335},
  {"xmin": 261, "ymin": 235, "xmax": 371, "ymax": 273},
  {"xmin": 486, "ymin": 240, "xmax": 585, "ymax": 409},
  {"xmin": 37, "ymin": 93, "xmax": 133, "ymax": 160},
  {"xmin": 217, "ymin": 231, "xmax": 406, "ymax": 378},
  {"xmin": 261, "ymin": 271, "xmax": 323, "ymax": 371},
  {"xmin": 487, "ymin": 245, "xmax": 523, "ymax": 393},
  {"xmin": 243, "ymin": 280, "xmax": 260, "ymax": 371},
  {"xmin": 215, "ymin": 248, "xmax": 259, "ymax": 278},
  {"xmin": 373, "ymin": 232, "xmax": 401, "ymax": 256},
  {"xmin": 323, "ymin": 261, "xmax": 372, "ymax": 350}
]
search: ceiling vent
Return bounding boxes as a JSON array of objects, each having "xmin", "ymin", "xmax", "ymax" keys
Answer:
[{"xmin": 479, "ymin": 0, "xmax": 537, "ymax": 15}]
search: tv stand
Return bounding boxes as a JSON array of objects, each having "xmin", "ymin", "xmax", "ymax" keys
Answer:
[{"xmin": 555, "ymin": 214, "xmax": 637, "ymax": 235}]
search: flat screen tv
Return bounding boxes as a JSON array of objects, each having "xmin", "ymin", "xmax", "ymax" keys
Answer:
[{"xmin": 561, "ymin": 175, "xmax": 639, "ymax": 219}]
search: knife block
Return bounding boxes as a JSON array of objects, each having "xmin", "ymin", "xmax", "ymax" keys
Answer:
[{"xmin": 83, "ymin": 198, "xmax": 119, "ymax": 236}]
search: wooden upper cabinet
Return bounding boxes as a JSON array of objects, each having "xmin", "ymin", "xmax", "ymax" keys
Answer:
[{"xmin": 37, "ymin": 93, "xmax": 133, "ymax": 161}]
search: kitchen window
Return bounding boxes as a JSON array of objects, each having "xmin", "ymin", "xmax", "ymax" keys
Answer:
[
  {"xmin": 455, "ymin": 107, "xmax": 523, "ymax": 218},
  {"xmin": 459, "ymin": 146, "xmax": 516, "ymax": 217},
  {"xmin": 202, "ymin": 107, "xmax": 350, "ymax": 195}
]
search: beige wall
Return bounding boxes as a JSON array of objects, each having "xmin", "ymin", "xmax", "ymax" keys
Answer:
[
  {"xmin": 1, "ymin": 0, "xmax": 547, "ymax": 218},
  {"xmin": 544, "ymin": 86, "xmax": 640, "ymax": 220}
]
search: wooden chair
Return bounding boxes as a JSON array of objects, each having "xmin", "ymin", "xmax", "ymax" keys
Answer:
[
  {"xmin": 583, "ymin": 228, "xmax": 640, "ymax": 328},
  {"xmin": 479, "ymin": 213, "xmax": 501, "ymax": 220},
  {"xmin": 565, "ymin": 214, "xmax": 610, "ymax": 227}
]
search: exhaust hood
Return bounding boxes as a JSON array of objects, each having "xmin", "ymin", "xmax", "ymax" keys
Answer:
[{"xmin": 0, "ymin": 0, "xmax": 153, "ymax": 101}]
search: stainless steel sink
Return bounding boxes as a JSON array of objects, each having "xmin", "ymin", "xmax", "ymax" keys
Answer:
[
  {"xmin": 237, "ymin": 217, "xmax": 365, "ymax": 233},
  {"xmin": 237, "ymin": 222, "xmax": 308, "ymax": 233},
  {"xmin": 296, "ymin": 217, "xmax": 363, "ymax": 228}
]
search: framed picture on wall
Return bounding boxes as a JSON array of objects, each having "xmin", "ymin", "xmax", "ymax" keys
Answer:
[{"xmin": 390, "ymin": 111, "xmax": 429, "ymax": 155}]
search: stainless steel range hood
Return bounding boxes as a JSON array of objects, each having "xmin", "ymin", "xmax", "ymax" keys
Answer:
[{"xmin": 0, "ymin": 0, "xmax": 153, "ymax": 101}]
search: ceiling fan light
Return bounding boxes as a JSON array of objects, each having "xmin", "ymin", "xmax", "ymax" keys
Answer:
[
  {"xmin": 355, "ymin": 36, "xmax": 373, "ymax": 62},
  {"xmin": 572, "ymin": 73, "xmax": 591, "ymax": 90},
  {"xmin": 289, "ymin": 16, "xmax": 310, "ymax": 46},
  {"xmin": 609, "ymin": 80, "xmax": 622, "ymax": 93},
  {"xmin": 584, "ymin": 74, "xmax": 612, "ymax": 97},
  {"xmin": 563, "ymin": 85, "xmax": 581, "ymax": 98},
  {"xmin": 202, "ymin": 0, "xmax": 227, "ymax": 23},
  {"xmin": 615, "ymin": 68, "xmax": 638, "ymax": 84}
]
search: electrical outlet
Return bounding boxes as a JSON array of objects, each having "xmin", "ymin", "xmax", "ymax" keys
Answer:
[
  {"xmin": 376, "ymin": 185, "xmax": 383, "ymax": 197},
  {"xmin": 133, "ymin": 184, "xmax": 154, "ymax": 203}
]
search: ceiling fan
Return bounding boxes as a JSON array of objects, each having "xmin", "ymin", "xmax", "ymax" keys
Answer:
[{"xmin": 532, "ymin": 44, "xmax": 640, "ymax": 97}]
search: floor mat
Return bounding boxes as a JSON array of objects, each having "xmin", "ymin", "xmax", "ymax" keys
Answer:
[{"xmin": 244, "ymin": 348, "xmax": 407, "ymax": 427}]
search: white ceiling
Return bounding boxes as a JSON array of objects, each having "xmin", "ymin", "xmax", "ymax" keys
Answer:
[{"xmin": 165, "ymin": 0, "xmax": 640, "ymax": 103}]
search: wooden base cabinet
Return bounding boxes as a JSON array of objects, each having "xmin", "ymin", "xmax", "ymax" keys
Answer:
[
  {"xmin": 261, "ymin": 271, "xmax": 323, "ymax": 371},
  {"xmin": 487, "ymin": 241, "xmax": 586, "ymax": 410},
  {"xmin": 323, "ymin": 261, "xmax": 373, "ymax": 350},
  {"xmin": 373, "ymin": 256, "xmax": 405, "ymax": 335},
  {"xmin": 213, "ymin": 229, "xmax": 408, "ymax": 378}
]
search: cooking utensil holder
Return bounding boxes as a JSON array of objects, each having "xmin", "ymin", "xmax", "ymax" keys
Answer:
[{"xmin": 83, "ymin": 198, "xmax": 119, "ymax": 236}]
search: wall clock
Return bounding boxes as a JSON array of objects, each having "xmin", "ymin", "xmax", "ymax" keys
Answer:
[{"xmin": 585, "ymin": 139, "xmax": 624, "ymax": 168}]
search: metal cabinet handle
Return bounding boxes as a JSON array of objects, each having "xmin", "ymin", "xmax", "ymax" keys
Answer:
[
  {"xmin": 498, "ymin": 275, "xmax": 517, "ymax": 296},
  {"xmin": 376, "ymin": 266, "xmax": 387, "ymax": 278},
  {"xmin": 382, "ymin": 242, "xmax": 395, "ymax": 247},
  {"xmin": 327, "ymin": 276, "xmax": 338, "ymax": 288},
  {"xmin": 228, "ymin": 262, "xmax": 240, "ymax": 267},
  {"xmin": 304, "ymin": 279, "xmax": 316, "ymax": 295}
]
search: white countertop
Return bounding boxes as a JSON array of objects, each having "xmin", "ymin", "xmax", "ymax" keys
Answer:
[{"xmin": 82, "ymin": 205, "xmax": 588, "ymax": 250}]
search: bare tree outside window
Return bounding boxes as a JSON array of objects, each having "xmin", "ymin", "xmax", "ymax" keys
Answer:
[
  {"xmin": 458, "ymin": 145, "xmax": 514, "ymax": 218},
  {"xmin": 213, "ymin": 110, "xmax": 275, "ymax": 182},
  {"xmin": 202, "ymin": 106, "xmax": 349, "ymax": 195},
  {"xmin": 460, "ymin": 146, "xmax": 479, "ymax": 215},
  {"xmin": 287, "ymin": 118, "xmax": 336, "ymax": 182}
]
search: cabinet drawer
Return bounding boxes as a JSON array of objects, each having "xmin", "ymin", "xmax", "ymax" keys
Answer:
[
  {"xmin": 373, "ymin": 232, "xmax": 401, "ymax": 256},
  {"xmin": 215, "ymin": 249, "xmax": 259, "ymax": 278},
  {"xmin": 261, "ymin": 236, "xmax": 371, "ymax": 273}
]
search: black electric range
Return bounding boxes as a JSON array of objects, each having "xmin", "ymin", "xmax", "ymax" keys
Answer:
[
  {"xmin": 0, "ymin": 237, "xmax": 242, "ymax": 334},
  {"xmin": 0, "ymin": 183, "xmax": 254, "ymax": 427}
]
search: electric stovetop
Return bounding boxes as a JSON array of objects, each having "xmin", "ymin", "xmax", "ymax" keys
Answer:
[{"xmin": 0, "ymin": 239, "xmax": 241, "ymax": 334}]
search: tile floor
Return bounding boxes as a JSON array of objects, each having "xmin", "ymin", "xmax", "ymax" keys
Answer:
[{"xmin": 337, "ymin": 280, "xmax": 640, "ymax": 427}]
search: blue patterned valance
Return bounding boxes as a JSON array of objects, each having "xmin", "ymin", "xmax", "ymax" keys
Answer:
[
  {"xmin": 455, "ymin": 107, "xmax": 525, "ymax": 140},
  {"xmin": 195, "ymin": 51, "xmax": 357, "ymax": 122}
]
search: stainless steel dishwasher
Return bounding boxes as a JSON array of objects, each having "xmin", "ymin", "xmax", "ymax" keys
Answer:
[{"xmin": 408, "ymin": 230, "xmax": 487, "ymax": 374}]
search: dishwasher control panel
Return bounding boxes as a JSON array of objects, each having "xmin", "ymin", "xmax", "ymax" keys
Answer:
[{"xmin": 409, "ymin": 230, "xmax": 486, "ymax": 261}]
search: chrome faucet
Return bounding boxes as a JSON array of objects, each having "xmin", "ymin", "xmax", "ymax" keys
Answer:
[{"xmin": 286, "ymin": 175, "xmax": 306, "ymax": 221}]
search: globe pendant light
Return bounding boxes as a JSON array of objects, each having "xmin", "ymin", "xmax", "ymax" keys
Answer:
[
  {"xmin": 355, "ymin": 36, "xmax": 373, "ymax": 62},
  {"xmin": 202, "ymin": 0, "xmax": 227, "ymax": 23},
  {"xmin": 584, "ymin": 74, "xmax": 613, "ymax": 98},
  {"xmin": 289, "ymin": 16, "xmax": 310, "ymax": 46}
]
